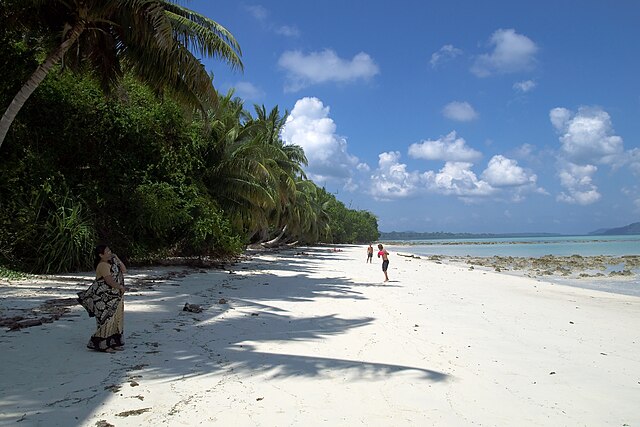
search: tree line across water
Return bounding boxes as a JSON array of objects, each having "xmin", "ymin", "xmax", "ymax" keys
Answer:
[{"xmin": 0, "ymin": 1, "xmax": 379, "ymax": 274}]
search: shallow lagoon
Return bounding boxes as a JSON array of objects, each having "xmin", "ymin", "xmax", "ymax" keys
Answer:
[
  {"xmin": 387, "ymin": 235, "xmax": 640, "ymax": 297},
  {"xmin": 387, "ymin": 234, "xmax": 640, "ymax": 257}
]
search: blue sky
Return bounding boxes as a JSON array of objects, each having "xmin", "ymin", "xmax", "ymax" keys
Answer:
[{"xmin": 190, "ymin": 1, "xmax": 640, "ymax": 234}]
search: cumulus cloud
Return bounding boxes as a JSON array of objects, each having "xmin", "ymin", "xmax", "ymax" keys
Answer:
[
  {"xmin": 369, "ymin": 155, "xmax": 494, "ymax": 200},
  {"xmin": 556, "ymin": 162, "xmax": 601, "ymax": 205},
  {"xmin": 369, "ymin": 147, "xmax": 544, "ymax": 203},
  {"xmin": 278, "ymin": 49, "xmax": 379, "ymax": 92},
  {"xmin": 549, "ymin": 107, "xmax": 572, "ymax": 131},
  {"xmin": 281, "ymin": 97, "xmax": 361, "ymax": 186},
  {"xmin": 481, "ymin": 155, "xmax": 536, "ymax": 187},
  {"xmin": 551, "ymin": 106, "xmax": 640, "ymax": 207},
  {"xmin": 471, "ymin": 29, "xmax": 538, "ymax": 77},
  {"xmin": 550, "ymin": 106, "xmax": 632, "ymax": 205},
  {"xmin": 369, "ymin": 152, "xmax": 421, "ymax": 200},
  {"xmin": 430, "ymin": 44, "xmax": 463, "ymax": 68},
  {"xmin": 513, "ymin": 79, "xmax": 537, "ymax": 92},
  {"xmin": 442, "ymin": 101, "xmax": 479, "ymax": 122},
  {"xmin": 550, "ymin": 106, "xmax": 624, "ymax": 165},
  {"xmin": 425, "ymin": 162, "xmax": 495, "ymax": 198},
  {"xmin": 408, "ymin": 131, "xmax": 482, "ymax": 162}
]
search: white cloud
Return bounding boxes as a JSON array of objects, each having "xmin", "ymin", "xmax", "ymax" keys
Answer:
[
  {"xmin": 549, "ymin": 107, "xmax": 572, "ymax": 131},
  {"xmin": 430, "ymin": 44, "xmax": 463, "ymax": 68},
  {"xmin": 369, "ymin": 155, "xmax": 494, "ymax": 200},
  {"xmin": 233, "ymin": 82, "xmax": 264, "ymax": 100},
  {"xmin": 425, "ymin": 162, "xmax": 495, "ymax": 198},
  {"xmin": 556, "ymin": 162, "xmax": 601, "ymax": 205},
  {"xmin": 442, "ymin": 101, "xmax": 479, "ymax": 122},
  {"xmin": 408, "ymin": 131, "xmax": 482, "ymax": 162},
  {"xmin": 513, "ymin": 79, "xmax": 537, "ymax": 92},
  {"xmin": 550, "ymin": 106, "xmax": 624, "ymax": 165},
  {"xmin": 278, "ymin": 49, "xmax": 379, "ymax": 92},
  {"xmin": 481, "ymin": 155, "xmax": 536, "ymax": 187},
  {"xmin": 369, "ymin": 152, "xmax": 421, "ymax": 200},
  {"xmin": 471, "ymin": 29, "xmax": 538, "ymax": 77},
  {"xmin": 369, "ymin": 148, "xmax": 543, "ymax": 203},
  {"xmin": 281, "ymin": 97, "xmax": 361, "ymax": 186}
]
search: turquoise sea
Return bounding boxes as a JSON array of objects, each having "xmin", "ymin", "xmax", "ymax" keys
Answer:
[
  {"xmin": 385, "ymin": 235, "xmax": 640, "ymax": 297},
  {"xmin": 385, "ymin": 234, "xmax": 640, "ymax": 257}
]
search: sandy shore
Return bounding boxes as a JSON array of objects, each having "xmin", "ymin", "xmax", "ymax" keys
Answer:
[{"xmin": 1, "ymin": 245, "xmax": 638, "ymax": 426}]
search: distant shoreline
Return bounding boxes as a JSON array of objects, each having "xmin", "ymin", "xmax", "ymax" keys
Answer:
[
  {"xmin": 380, "ymin": 232, "xmax": 640, "ymax": 241},
  {"xmin": 381, "ymin": 236, "xmax": 640, "ymax": 246}
]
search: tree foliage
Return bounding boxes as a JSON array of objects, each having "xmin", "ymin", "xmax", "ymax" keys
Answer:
[
  {"xmin": 0, "ymin": 0, "xmax": 242, "ymax": 148},
  {"xmin": 0, "ymin": 15, "xmax": 379, "ymax": 273}
]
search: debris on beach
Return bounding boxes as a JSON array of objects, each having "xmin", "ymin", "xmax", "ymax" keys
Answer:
[
  {"xmin": 1, "ymin": 297, "xmax": 78, "ymax": 331},
  {"xmin": 115, "ymin": 407, "xmax": 152, "ymax": 417},
  {"xmin": 183, "ymin": 302, "xmax": 203, "ymax": 313},
  {"xmin": 104, "ymin": 384, "xmax": 122, "ymax": 393}
]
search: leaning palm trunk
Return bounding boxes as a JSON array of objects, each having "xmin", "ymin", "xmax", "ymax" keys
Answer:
[
  {"xmin": 261, "ymin": 225, "xmax": 288, "ymax": 248},
  {"xmin": 0, "ymin": 1, "xmax": 242, "ymax": 150},
  {"xmin": 0, "ymin": 21, "xmax": 86, "ymax": 149}
]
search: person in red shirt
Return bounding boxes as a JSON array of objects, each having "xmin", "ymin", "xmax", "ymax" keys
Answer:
[{"xmin": 377, "ymin": 244, "xmax": 390, "ymax": 282}]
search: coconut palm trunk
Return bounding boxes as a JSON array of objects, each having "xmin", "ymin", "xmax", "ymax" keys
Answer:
[
  {"xmin": 0, "ymin": 21, "xmax": 86, "ymax": 149},
  {"xmin": 0, "ymin": 0, "xmax": 242, "ymax": 151},
  {"xmin": 261, "ymin": 225, "xmax": 288, "ymax": 248}
]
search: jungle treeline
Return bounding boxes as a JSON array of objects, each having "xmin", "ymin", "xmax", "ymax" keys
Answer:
[{"xmin": 0, "ymin": 3, "xmax": 378, "ymax": 273}]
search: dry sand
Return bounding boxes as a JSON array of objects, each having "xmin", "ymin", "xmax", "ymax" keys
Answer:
[{"xmin": 0, "ymin": 245, "xmax": 638, "ymax": 426}]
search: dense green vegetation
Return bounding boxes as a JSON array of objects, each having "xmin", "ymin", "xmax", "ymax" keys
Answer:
[
  {"xmin": 0, "ymin": 3, "xmax": 378, "ymax": 274},
  {"xmin": 0, "ymin": 0, "xmax": 242, "ymax": 148}
]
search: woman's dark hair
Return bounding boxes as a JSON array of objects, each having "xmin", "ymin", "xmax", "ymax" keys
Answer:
[{"xmin": 93, "ymin": 244, "xmax": 109, "ymax": 269}]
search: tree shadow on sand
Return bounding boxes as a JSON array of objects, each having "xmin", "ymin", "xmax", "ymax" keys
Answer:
[{"xmin": 0, "ymin": 246, "xmax": 448, "ymax": 425}]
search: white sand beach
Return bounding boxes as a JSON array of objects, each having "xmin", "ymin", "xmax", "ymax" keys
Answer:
[{"xmin": 1, "ymin": 245, "xmax": 638, "ymax": 426}]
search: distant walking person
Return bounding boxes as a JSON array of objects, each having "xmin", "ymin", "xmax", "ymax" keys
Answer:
[
  {"xmin": 377, "ymin": 244, "xmax": 390, "ymax": 282},
  {"xmin": 366, "ymin": 244, "xmax": 374, "ymax": 263}
]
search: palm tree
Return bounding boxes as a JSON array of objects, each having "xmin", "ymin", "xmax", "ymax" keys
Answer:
[
  {"xmin": 198, "ymin": 98, "xmax": 314, "ymax": 244},
  {"xmin": 0, "ymin": 0, "xmax": 242, "ymax": 149},
  {"xmin": 197, "ymin": 92, "xmax": 276, "ymax": 238},
  {"xmin": 245, "ymin": 105, "xmax": 311, "ymax": 243}
]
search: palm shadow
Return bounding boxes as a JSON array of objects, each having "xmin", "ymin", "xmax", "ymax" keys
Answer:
[{"xmin": 0, "ymin": 246, "xmax": 449, "ymax": 425}]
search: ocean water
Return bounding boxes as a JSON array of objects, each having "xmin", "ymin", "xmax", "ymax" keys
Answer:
[
  {"xmin": 386, "ymin": 234, "xmax": 640, "ymax": 257},
  {"xmin": 385, "ymin": 234, "xmax": 640, "ymax": 297}
]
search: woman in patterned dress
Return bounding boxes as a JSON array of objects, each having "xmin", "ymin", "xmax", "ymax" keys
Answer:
[{"xmin": 77, "ymin": 245, "xmax": 127, "ymax": 353}]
